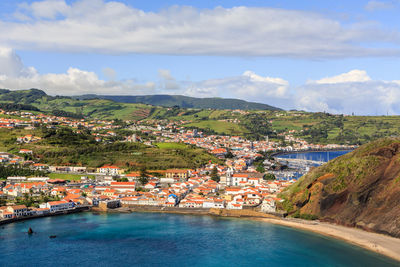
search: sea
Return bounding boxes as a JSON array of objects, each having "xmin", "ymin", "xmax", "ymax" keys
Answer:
[
  {"xmin": 277, "ymin": 150, "xmax": 352, "ymax": 162},
  {"xmin": 273, "ymin": 150, "xmax": 352, "ymax": 180},
  {"xmin": 0, "ymin": 212, "xmax": 398, "ymax": 267}
]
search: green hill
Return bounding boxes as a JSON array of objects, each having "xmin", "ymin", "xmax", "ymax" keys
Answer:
[
  {"xmin": 0, "ymin": 88, "xmax": 154, "ymax": 120},
  {"xmin": 2, "ymin": 89, "xmax": 400, "ymax": 144},
  {"xmin": 76, "ymin": 94, "xmax": 281, "ymax": 110},
  {"xmin": 280, "ymin": 138, "xmax": 400, "ymax": 237},
  {"xmin": 0, "ymin": 127, "xmax": 222, "ymax": 170}
]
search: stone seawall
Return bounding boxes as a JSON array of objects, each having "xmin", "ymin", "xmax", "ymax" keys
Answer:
[
  {"xmin": 208, "ymin": 208, "xmax": 280, "ymax": 218},
  {"xmin": 114, "ymin": 205, "xmax": 211, "ymax": 215},
  {"xmin": 0, "ymin": 206, "xmax": 90, "ymax": 226},
  {"xmin": 99, "ymin": 204, "xmax": 282, "ymax": 219}
]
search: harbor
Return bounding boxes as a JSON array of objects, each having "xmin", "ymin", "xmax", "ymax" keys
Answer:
[{"xmin": 270, "ymin": 150, "xmax": 352, "ymax": 180}]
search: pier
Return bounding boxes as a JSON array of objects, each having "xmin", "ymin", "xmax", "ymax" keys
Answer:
[{"xmin": 276, "ymin": 158, "xmax": 325, "ymax": 166}]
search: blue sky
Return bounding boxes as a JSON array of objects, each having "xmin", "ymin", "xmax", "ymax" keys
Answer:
[{"xmin": 0, "ymin": 0, "xmax": 400, "ymax": 115}]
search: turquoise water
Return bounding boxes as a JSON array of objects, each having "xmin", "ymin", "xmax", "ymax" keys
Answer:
[
  {"xmin": 0, "ymin": 212, "xmax": 398, "ymax": 267},
  {"xmin": 277, "ymin": 150, "xmax": 351, "ymax": 162}
]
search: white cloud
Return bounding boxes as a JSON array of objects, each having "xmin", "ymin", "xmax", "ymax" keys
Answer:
[
  {"xmin": 158, "ymin": 69, "xmax": 174, "ymax": 81},
  {"xmin": 158, "ymin": 69, "xmax": 180, "ymax": 90},
  {"xmin": 297, "ymin": 70, "xmax": 400, "ymax": 115},
  {"xmin": 0, "ymin": 67, "xmax": 156, "ymax": 96},
  {"xmin": 182, "ymin": 68, "xmax": 400, "ymax": 115},
  {"xmin": 0, "ymin": 47, "xmax": 155, "ymax": 95},
  {"xmin": 242, "ymin": 71, "xmax": 289, "ymax": 97},
  {"xmin": 0, "ymin": 0, "xmax": 399, "ymax": 58},
  {"xmin": 310, "ymin": 69, "xmax": 371, "ymax": 84},
  {"xmin": 0, "ymin": 47, "xmax": 33, "ymax": 78},
  {"xmin": 102, "ymin": 67, "xmax": 117, "ymax": 81},
  {"xmin": 26, "ymin": 0, "xmax": 69, "ymax": 19},
  {"xmin": 365, "ymin": 1, "xmax": 395, "ymax": 11},
  {"xmin": 2, "ymin": 48, "xmax": 400, "ymax": 115},
  {"xmin": 183, "ymin": 71, "xmax": 292, "ymax": 108}
]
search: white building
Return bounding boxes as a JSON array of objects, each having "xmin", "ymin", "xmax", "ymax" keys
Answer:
[
  {"xmin": 2, "ymin": 205, "xmax": 29, "ymax": 217},
  {"xmin": 226, "ymin": 201, "xmax": 243, "ymax": 210},
  {"xmin": 7, "ymin": 176, "xmax": 27, "ymax": 183},
  {"xmin": 110, "ymin": 182, "xmax": 136, "ymax": 192},
  {"xmin": 27, "ymin": 177, "xmax": 49, "ymax": 182},
  {"xmin": 202, "ymin": 199, "xmax": 225, "ymax": 209},
  {"xmin": 97, "ymin": 165, "xmax": 122, "ymax": 175},
  {"xmin": 261, "ymin": 198, "xmax": 276, "ymax": 213},
  {"xmin": 40, "ymin": 200, "xmax": 74, "ymax": 213},
  {"xmin": 231, "ymin": 174, "xmax": 248, "ymax": 186},
  {"xmin": 248, "ymin": 177, "xmax": 261, "ymax": 186}
]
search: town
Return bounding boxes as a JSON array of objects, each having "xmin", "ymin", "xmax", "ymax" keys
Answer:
[{"xmin": 0, "ymin": 108, "xmax": 355, "ymax": 222}]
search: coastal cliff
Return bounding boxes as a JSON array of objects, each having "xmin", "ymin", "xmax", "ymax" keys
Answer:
[{"xmin": 281, "ymin": 138, "xmax": 400, "ymax": 237}]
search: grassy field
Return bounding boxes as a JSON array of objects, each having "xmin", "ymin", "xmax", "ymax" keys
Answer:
[
  {"xmin": 209, "ymin": 110, "xmax": 230, "ymax": 119},
  {"xmin": 0, "ymin": 113, "xmax": 30, "ymax": 121},
  {"xmin": 3, "ymin": 88, "xmax": 400, "ymax": 145},
  {"xmin": 145, "ymin": 109, "xmax": 400, "ymax": 144},
  {"xmin": 26, "ymin": 137, "xmax": 222, "ymax": 170},
  {"xmin": 184, "ymin": 120, "xmax": 248, "ymax": 135},
  {"xmin": 155, "ymin": 142, "xmax": 188, "ymax": 149},
  {"xmin": 0, "ymin": 125, "xmax": 221, "ymax": 170},
  {"xmin": 0, "ymin": 128, "xmax": 39, "ymax": 151},
  {"xmin": 252, "ymin": 112, "xmax": 400, "ymax": 144},
  {"xmin": 48, "ymin": 173, "xmax": 95, "ymax": 181},
  {"xmin": 32, "ymin": 97, "xmax": 153, "ymax": 120}
]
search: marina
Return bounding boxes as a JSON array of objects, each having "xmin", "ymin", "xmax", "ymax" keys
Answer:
[{"xmin": 271, "ymin": 150, "xmax": 352, "ymax": 180}]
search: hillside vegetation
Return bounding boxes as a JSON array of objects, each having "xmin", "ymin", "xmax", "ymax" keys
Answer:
[
  {"xmin": 280, "ymin": 138, "xmax": 400, "ymax": 237},
  {"xmin": 0, "ymin": 127, "xmax": 221, "ymax": 170},
  {"xmin": 2, "ymin": 89, "xmax": 400, "ymax": 144},
  {"xmin": 77, "ymin": 94, "xmax": 281, "ymax": 110},
  {"xmin": 0, "ymin": 88, "xmax": 154, "ymax": 121}
]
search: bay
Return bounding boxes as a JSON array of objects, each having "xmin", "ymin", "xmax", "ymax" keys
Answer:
[
  {"xmin": 0, "ymin": 212, "xmax": 398, "ymax": 267},
  {"xmin": 277, "ymin": 150, "xmax": 352, "ymax": 162}
]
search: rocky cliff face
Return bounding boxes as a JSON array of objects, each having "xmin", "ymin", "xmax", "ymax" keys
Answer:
[{"xmin": 281, "ymin": 138, "xmax": 400, "ymax": 237}]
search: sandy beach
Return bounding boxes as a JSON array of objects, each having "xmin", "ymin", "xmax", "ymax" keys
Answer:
[
  {"xmin": 6, "ymin": 205, "xmax": 399, "ymax": 262},
  {"xmin": 112, "ymin": 206, "xmax": 400, "ymax": 262},
  {"xmin": 255, "ymin": 217, "xmax": 400, "ymax": 262}
]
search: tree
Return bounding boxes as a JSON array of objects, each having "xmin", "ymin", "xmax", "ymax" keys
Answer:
[
  {"xmin": 138, "ymin": 174, "xmax": 149, "ymax": 186},
  {"xmin": 140, "ymin": 167, "xmax": 149, "ymax": 178},
  {"xmin": 263, "ymin": 173, "xmax": 276, "ymax": 181},
  {"xmin": 225, "ymin": 151, "xmax": 234, "ymax": 158},
  {"xmin": 210, "ymin": 166, "xmax": 220, "ymax": 182},
  {"xmin": 256, "ymin": 165, "xmax": 265, "ymax": 173}
]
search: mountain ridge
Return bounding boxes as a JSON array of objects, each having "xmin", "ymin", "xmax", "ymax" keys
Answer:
[{"xmin": 75, "ymin": 94, "xmax": 281, "ymax": 110}]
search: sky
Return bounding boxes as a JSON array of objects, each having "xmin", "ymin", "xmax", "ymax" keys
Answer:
[{"xmin": 0, "ymin": 0, "xmax": 400, "ymax": 115}]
